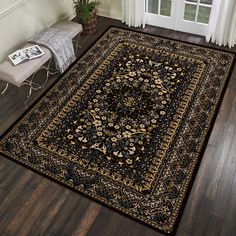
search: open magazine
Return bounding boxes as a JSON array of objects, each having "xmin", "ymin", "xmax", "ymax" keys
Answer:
[{"xmin": 8, "ymin": 45, "xmax": 45, "ymax": 66}]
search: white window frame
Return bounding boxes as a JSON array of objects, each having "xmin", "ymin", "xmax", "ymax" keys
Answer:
[{"xmin": 145, "ymin": 0, "xmax": 214, "ymax": 36}]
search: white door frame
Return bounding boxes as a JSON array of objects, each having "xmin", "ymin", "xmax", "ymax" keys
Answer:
[
  {"xmin": 145, "ymin": 0, "xmax": 214, "ymax": 36},
  {"xmin": 175, "ymin": 0, "xmax": 213, "ymax": 36}
]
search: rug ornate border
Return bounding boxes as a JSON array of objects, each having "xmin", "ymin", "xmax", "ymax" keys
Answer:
[{"xmin": 0, "ymin": 26, "xmax": 235, "ymax": 234}]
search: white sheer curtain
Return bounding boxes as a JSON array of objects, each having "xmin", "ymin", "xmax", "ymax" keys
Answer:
[
  {"xmin": 206, "ymin": 0, "xmax": 236, "ymax": 48},
  {"xmin": 122, "ymin": 0, "xmax": 145, "ymax": 28}
]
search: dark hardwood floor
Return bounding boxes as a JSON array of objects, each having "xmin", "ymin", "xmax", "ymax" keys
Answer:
[{"xmin": 0, "ymin": 16, "xmax": 236, "ymax": 236}]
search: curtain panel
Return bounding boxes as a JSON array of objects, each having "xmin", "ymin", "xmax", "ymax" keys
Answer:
[
  {"xmin": 206, "ymin": 0, "xmax": 236, "ymax": 48},
  {"xmin": 122, "ymin": 0, "xmax": 145, "ymax": 28}
]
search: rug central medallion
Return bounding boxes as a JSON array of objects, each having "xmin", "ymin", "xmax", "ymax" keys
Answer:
[{"xmin": 37, "ymin": 42, "xmax": 204, "ymax": 192}]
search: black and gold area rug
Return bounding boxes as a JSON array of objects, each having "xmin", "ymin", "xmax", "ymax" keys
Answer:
[{"xmin": 0, "ymin": 27, "xmax": 235, "ymax": 234}]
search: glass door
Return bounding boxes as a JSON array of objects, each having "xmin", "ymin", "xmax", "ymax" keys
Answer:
[
  {"xmin": 175, "ymin": 0, "xmax": 213, "ymax": 35},
  {"xmin": 146, "ymin": 0, "xmax": 214, "ymax": 36},
  {"xmin": 146, "ymin": 0, "xmax": 177, "ymax": 29}
]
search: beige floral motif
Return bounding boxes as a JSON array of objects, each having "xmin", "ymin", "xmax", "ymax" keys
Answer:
[
  {"xmin": 129, "ymin": 71, "xmax": 136, "ymax": 77},
  {"xmin": 93, "ymin": 120, "xmax": 102, "ymax": 126},
  {"xmin": 67, "ymin": 134, "xmax": 73, "ymax": 139},
  {"xmin": 114, "ymin": 125, "xmax": 120, "ymax": 129},
  {"xmin": 123, "ymin": 131, "xmax": 132, "ymax": 138},
  {"xmin": 155, "ymin": 79, "xmax": 162, "ymax": 84},
  {"xmin": 111, "ymin": 137, "xmax": 117, "ymax": 142}
]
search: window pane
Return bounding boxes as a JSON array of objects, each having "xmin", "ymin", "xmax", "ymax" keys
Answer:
[
  {"xmin": 197, "ymin": 6, "xmax": 211, "ymax": 24},
  {"xmin": 184, "ymin": 4, "xmax": 197, "ymax": 21},
  {"xmin": 160, "ymin": 0, "xmax": 172, "ymax": 16},
  {"xmin": 148, "ymin": 0, "xmax": 159, "ymax": 14},
  {"xmin": 200, "ymin": 0, "xmax": 213, "ymax": 5},
  {"xmin": 186, "ymin": 0, "xmax": 198, "ymax": 3}
]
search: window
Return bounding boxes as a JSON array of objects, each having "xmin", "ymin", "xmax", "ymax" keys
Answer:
[
  {"xmin": 145, "ymin": 0, "xmax": 214, "ymax": 35},
  {"xmin": 184, "ymin": 0, "xmax": 212, "ymax": 24}
]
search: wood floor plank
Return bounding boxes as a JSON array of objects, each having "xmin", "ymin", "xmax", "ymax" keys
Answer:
[
  {"xmin": 0, "ymin": 161, "xmax": 24, "ymax": 192},
  {"xmin": 228, "ymin": 66, "xmax": 236, "ymax": 89},
  {"xmin": 26, "ymin": 186, "xmax": 70, "ymax": 236},
  {"xmin": 4, "ymin": 178, "xmax": 49, "ymax": 235},
  {"xmin": 176, "ymin": 145, "xmax": 217, "ymax": 235},
  {"xmin": 44, "ymin": 195, "xmax": 92, "ymax": 236},
  {"xmin": 0, "ymin": 170, "xmax": 38, "ymax": 230},
  {"xmin": 209, "ymin": 125, "xmax": 236, "ymax": 216},
  {"xmin": 71, "ymin": 202, "xmax": 101, "ymax": 236},
  {"xmin": 219, "ymin": 168, "xmax": 236, "ymax": 236},
  {"xmin": 216, "ymin": 88, "xmax": 236, "ymax": 125},
  {"xmin": 87, "ymin": 207, "xmax": 129, "ymax": 236},
  {"xmin": 0, "ymin": 188, "xmax": 7, "ymax": 206},
  {"xmin": 43, "ymin": 192, "xmax": 83, "ymax": 235},
  {"xmin": 87, "ymin": 206, "xmax": 161, "ymax": 236},
  {"xmin": 7, "ymin": 180, "xmax": 64, "ymax": 236}
]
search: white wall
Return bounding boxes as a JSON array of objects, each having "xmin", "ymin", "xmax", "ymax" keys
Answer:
[
  {"xmin": 98, "ymin": 0, "xmax": 122, "ymax": 20},
  {"xmin": 0, "ymin": 0, "xmax": 122, "ymax": 63}
]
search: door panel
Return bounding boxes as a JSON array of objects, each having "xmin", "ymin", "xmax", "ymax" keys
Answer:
[
  {"xmin": 175, "ymin": 0, "xmax": 213, "ymax": 35},
  {"xmin": 146, "ymin": 0, "xmax": 214, "ymax": 36},
  {"xmin": 146, "ymin": 0, "xmax": 177, "ymax": 29}
]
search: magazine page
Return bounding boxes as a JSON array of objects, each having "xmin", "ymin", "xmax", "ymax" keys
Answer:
[
  {"xmin": 23, "ymin": 45, "xmax": 45, "ymax": 59},
  {"xmin": 8, "ymin": 49, "xmax": 29, "ymax": 66}
]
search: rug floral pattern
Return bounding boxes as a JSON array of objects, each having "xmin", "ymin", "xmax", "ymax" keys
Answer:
[{"xmin": 0, "ymin": 27, "xmax": 235, "ymax": 234}]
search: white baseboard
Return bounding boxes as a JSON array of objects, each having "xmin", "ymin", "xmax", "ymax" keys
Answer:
[{"xmin": 97, "ymin": 9, "xmax": 122, "ymax": 21}]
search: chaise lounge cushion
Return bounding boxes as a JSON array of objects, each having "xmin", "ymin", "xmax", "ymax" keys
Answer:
[{"xmin": 52, "ymin": 21, "xmax": 83, "ymax": 39}]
